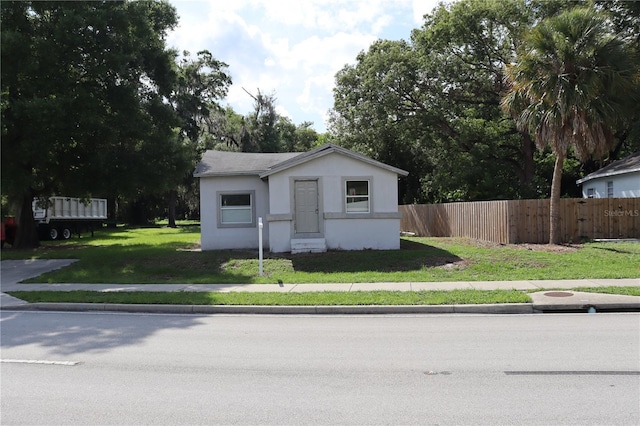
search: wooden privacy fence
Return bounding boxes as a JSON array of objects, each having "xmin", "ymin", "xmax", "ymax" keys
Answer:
[{"xmin": 400, "ymin": 198, "xmax": 640, "ymax": 244}]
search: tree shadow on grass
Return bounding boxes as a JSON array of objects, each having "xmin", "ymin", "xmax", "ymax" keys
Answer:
[
  {"xmin": 591, "ymin": 245, "xmax": 638, "ymax": 255},
  {"xmin": 19, "ymin": 246, "xmax": 258, "ymax": 285},
  {"xmin": 8, "ymin": 240, "xmax": 464, "ymax": 284},
  {"xmin": 172, "ymin": 224, "xmax": 201, "ymax": 233},
  {"xmin": 277, "ymin": 239, "xmax": 462, "ymax": 273}
]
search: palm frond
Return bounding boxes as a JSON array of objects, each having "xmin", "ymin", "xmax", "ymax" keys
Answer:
[{"xmin": 501, "ymin": 6, "xmax": 638, "ymax": 161}]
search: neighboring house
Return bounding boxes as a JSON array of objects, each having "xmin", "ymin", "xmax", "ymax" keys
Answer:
[
  {"xmin": 193, "ymin": 143, "xmax": 409, "ymax": 253},
  {"xmin": 576, "ymin": 151, "xmax": 640, "ymax": 198}
]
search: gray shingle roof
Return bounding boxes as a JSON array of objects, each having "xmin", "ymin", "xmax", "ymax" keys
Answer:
[
  {"xmin": 193, "ymin": 150, "xmax": 303, "ymax": 177},
  {"xmin": 193, "ymin": 143, "xmax": 410, "ymax": 178},
  {"xmin": 576, "ymin": 151, "xmax": 640, "ymax": 184}
]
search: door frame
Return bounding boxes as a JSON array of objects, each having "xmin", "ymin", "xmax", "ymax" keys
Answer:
[{"xmin": 291, "ymin": 177, "xmax": 324, "ymax": 238}]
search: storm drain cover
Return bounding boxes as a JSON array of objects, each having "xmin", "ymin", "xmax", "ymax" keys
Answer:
[{"xmin": 543, "ymin": 291, "xmax": 574, "ymax": 297}]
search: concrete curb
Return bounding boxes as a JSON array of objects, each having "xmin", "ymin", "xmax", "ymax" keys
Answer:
[
  {"xmin": 533, "ymin": 303, "xmax": 640, "ymax": 313},
  {"xmin": 4, "ymin": 299, "xmax": 638, "ymax": 315},
  {"xmin": 0, "ymin": 302, "xmax": 536, "ymax": 315}
]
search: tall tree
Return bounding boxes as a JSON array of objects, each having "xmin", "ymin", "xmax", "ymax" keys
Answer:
[
  {"xmin": 207, "ymin": 90, "xmax": 319, "ymax": 155},
  {"xmin": 330, "ymin": 0, "xmax": 554, "ymax": 203},
  {"xmin": 502, "ymin": 7, "xmax": 639, "ymax": 244},
  {"xmin": 593, "ymin": 0, "xmax": 640, "ymax": 161},
  {"xmin": 330, "ymin": 39, "xmax": 433, "ymax": 203},
  {"xmin": 281, "ymin": 120, "xmax": 321, "ymax": 152},
  {"xmin": 1, "ymin": 1, "xmax": 179, "ymax": 247},
  {"xmin": 173, "ymin": 51, "xmax": 231, "ymax": 143},
  {"xmin": 164, "ymin": 50, "xmax": 231, "ymax": 227},
  {"xmin": 243, "ymin": 89, "xmax": 281, "ymax": 153}
]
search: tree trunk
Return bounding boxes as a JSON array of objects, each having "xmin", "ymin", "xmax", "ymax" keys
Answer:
[
  {"xmin": 107, "ymin": 196, "xmax": 118, "ymax": 228},
  {"xmin": 520, "ymin": 131, "xmax": 536, "ymax": 196},
  {"xmin": 549, "ymin": 152, "xmax": 565, "ymax": 245},
  {"xmin": 167, "ymin": 190, "xmax": 177, "ymax": 228},
  {"xmin": 13, "ymin": 194, "xmax": 40, "ymax": 249}
]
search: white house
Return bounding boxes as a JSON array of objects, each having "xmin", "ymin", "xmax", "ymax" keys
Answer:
[
  {"xmin": 193, "ymin": 143, "xmax": 409, "ymax": 253},
  {"xmin": 576, "ymin": 151, "xmax": 640, "ymax": 198}
]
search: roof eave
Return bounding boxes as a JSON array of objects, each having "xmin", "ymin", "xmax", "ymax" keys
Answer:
[
  {"xmin": 259, "ymin": 144, "xmax": 409, "ymax": 178},
  {"xmin": 576, "ymin": 167, "xmax": 640, "ymax": 185},
  {"xmin": 194, "ymin": 171, "xmax": 264, "ymax": 178}
]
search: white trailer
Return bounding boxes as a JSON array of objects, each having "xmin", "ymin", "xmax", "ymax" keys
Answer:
[{"xmin": 33, "ymin": 197, "xmax": 108, "ymax": 240}]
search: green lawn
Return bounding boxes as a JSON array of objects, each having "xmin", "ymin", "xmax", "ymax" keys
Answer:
[
  {"xmin": 7, "ymin": 289, "xmax": 532, "ymax": 305},
  {"xmin": 7, "ymin": 287, "xmax": 638, "ymax": 307},
  {"xmin": 2, "ymin": 223, "xmax": 638, "ymax": 285}
]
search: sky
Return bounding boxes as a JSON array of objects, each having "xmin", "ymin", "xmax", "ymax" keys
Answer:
[{"xmin": 166, "ymin": 0, "xmax": 446, "ymax": 133}]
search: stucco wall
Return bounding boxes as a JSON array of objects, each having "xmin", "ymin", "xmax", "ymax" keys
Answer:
[
  {"xmin": 581, "ymin": 172, "xmax": 640, "ymax": 198},
  {"xmin": 325, "ymin": 218, "xmax": 401, "ymax": 250},
  {"xmin": 267, "ymin": 152, "xmax": 402, "ymax": 252},
  {"xmin": 267, "ymin": 221, "xmax": 292, "ymax": 253},
  {"xmin": 199, "ymin": 175, "xmax": 270, "ymax": 250}
]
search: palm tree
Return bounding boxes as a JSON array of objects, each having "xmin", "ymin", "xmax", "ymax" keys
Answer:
[{"xmin": 502, "ymin": 7, "xmax": 639, "ymax": 244}]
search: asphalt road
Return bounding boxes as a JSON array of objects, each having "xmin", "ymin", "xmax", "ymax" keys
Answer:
[{"xmin": 1, "ymin": 311, "xmax": 639, "ymax": 425}]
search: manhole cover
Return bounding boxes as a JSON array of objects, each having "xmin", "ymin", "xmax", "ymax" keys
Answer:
[{"xmin": 543, "ymin": 291, "xmax": 574, "ymax": 297}]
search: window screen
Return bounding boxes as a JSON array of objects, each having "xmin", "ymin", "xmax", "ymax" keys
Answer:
[
  {"xmin": 220, "ymin": 193, "xmax": 252, "ymax": 224},
  {"xmin": 346, "ymin": 180, "xmax": 369, "ymax": 213}
]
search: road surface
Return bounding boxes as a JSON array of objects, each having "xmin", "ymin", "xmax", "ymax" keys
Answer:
[{"xmin": 1, "ymin": 311, "xmax": 639, "ymax": 425}]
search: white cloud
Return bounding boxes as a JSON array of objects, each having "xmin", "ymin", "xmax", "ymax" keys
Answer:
[
  {"xmin": 253, "ymin": 0, "xmax": 407, "ymax": 33},
  {"xmin": 413, "ymin": 0, "xmax": 451, "ymax": 23},
  {"xmin": 167, "ymin": 0, "xmax": 440, "ymax": 133},
  {"xmin": 297, "ymin": 72, "xmax": 336, "ymax": 116},
  {"xmin": 275, "ymin": 104, "xmax": 292, "ymax": 120}
]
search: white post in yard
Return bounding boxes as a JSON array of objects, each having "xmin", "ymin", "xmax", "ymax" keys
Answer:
[{"xmin": 258, "ymin": 217, "xmax": 264, "ymax": 276}]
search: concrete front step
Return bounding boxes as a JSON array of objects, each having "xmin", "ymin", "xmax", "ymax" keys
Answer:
[{"xmin": 291, "ymin": 238, "xmax": 327, "ymax": 254}]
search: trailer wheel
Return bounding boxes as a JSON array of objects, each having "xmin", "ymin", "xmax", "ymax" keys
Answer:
[
  {"xmin": 61, "ymin": 227, "xmax": 72, "ymax": 240},
  {"xmin": 49, "ymin": 227, "xmax": 59, "ymax": 240}
]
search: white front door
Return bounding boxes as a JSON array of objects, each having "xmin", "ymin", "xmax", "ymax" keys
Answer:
[{"xmin": 294, "ymin": 180, "xmax": 319, "ymax": 234}]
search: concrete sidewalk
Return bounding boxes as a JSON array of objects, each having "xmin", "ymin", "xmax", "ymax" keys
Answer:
[{"xmin": 1, "ymin": 259, "xmax": 639, "ymax": 314}]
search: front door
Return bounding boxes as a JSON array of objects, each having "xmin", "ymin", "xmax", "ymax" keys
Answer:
[{"xmin": 294, "ymin": 180, "xmax": 319, "ymax": 234}]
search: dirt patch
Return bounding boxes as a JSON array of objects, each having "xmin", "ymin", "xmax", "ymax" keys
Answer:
[
  {"xmin": 445, "ymin": 238, "xmax": 580, "ymax": 253},
  {"xmin": 408, "ymin": 255, "xmax": 471, "ymax": 270},
  {"xmin": 512, "ymin": 243, "xmax": 579, "ymax": 253},
  {"xmin": 435, "ymin": 258, "xmax": 471, "ymax": 270}
]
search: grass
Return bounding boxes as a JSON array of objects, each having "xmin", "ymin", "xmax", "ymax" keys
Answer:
[
  {"xmin": 7, "ymin": 286, "xmax": 638, "ymax": 306},
  {"xmin": 6, "ymin": 289, "xmax": 532, "ymax": 305},
  {"xmin": 3, "ymin": 225, "xmax": 637, "ymax": 305},
  {"xmin": 2, "ymin": 224, "xmax": 640, "ymax": 284},
  {"xmin": 1, "ymin": 223, "xmax": 639, "ymax": 285}
]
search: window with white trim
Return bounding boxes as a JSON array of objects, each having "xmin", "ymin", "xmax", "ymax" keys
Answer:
[
  {"xmin": 606, "ymin": 181, "xmax": 614, "ymax": 198},
  {"xmin": 345, "ymin": 180, "xmax": 370, "ymax": 213},
  {"xmin": 587, "ymin": 188, "xmax": 595, "ymax": 198},
  {"xmin": 218, "ymin": 192, "xmax": 254, "ymax": 227}
]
